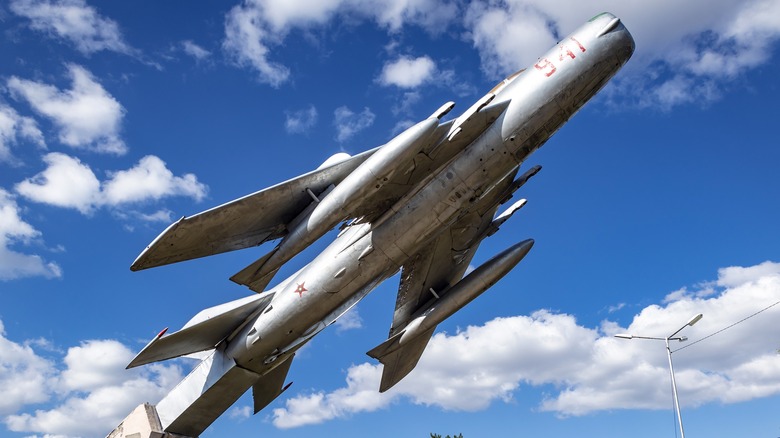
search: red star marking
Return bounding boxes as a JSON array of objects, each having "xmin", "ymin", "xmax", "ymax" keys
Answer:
[{"xmin": 294, "ymin": 282, "xmax": 307, "ymax": 297}]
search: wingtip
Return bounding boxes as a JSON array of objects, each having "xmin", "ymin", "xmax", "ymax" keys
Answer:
[
  {"xmin": 126, "ymin": 327, "xmax": 168, "ymax": 369},
  {"xmin": 129, "ymin": 216, "xmax": 185, "ymax": 272},
  {"xmin": 157, "ymin": 327, "xmax": 169, "ymax": 338}
]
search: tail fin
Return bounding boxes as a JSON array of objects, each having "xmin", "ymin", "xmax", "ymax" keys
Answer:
[
  {"xmin": 367, "ymin": 326, "xmax": 436, "ymax": 392},
  {"xmin": 252, "ymin": 354, "xmax": 295, "ymax": 413},
  {"xmin": 156, "ymin": 346, "xmax": 260, "ymax": 436}
]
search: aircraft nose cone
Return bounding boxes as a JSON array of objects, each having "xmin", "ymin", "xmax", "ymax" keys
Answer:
[
  {"xmin": 592, "ymin": 13, "xmax": 635, "ymax": 62},
  {"xmin": 597, "ymin": 17, "xmax": 622, "ymax": 37}
]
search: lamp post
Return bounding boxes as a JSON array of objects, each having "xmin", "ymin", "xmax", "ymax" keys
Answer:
[{"xmin": 614, "ymin": 313, "xmax": 703, "ymax": 438}]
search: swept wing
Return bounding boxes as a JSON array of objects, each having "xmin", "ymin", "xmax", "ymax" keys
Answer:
[
  {"xmin": 370, "ymin": 166, "xmax": 525, "ymax": 391},
  {"xmin": 130, "ymin": 148, "xmax": 378, "ymax": 271}
]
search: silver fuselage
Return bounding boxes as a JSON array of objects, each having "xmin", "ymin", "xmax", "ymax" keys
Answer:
[{"xmin": 225, "ymin": 13, "xmax": 634, "ymax": 375}]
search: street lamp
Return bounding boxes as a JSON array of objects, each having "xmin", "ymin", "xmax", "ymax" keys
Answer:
[{"xmin": 614, "ymin": 313, "xmax": 703, "ymax": 438}]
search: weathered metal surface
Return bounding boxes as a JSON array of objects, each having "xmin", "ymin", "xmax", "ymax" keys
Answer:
[{"xmin": 126, "ymin": 13, "xmax": 635, "ymax": 436}]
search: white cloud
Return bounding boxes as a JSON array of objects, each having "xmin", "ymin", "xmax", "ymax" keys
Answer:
[
  {"xmin": 464, "ymin": 3, "xmax": 557, "ymax": 80},
  {"xmin": 364, "ymin": 0, "xmax": 459, "ymax": 32},
  {"xmin": 15, "ymin": 152, "xmax": 208, "ymax": 214},
  {"xmin": 463, "ymin": 0, "xmax": 780, "ymax": 109},
  {"xmin": 717, "ymin": 261, "xmax": 780, "ymax": 288},
  {"xmin": 333, "ymin": 106, "xmax": 375, "ymax": 142},
  {"xmin": 3, "ymin": 336, "xmax": 183, "ymax": 437},
  {"xmin": 272, "ymin": 363, "xmax": 389, "ymax": 428},
  {"xmin": 285, "ymin": 105, "xmax": 318, "ymax": 134},
  {"xmin": 334, "ymin": 307, "xmax": 363, "ymax": 333},
  {"xmin": 272, "ymin": 260, "xmax": 780, "ymax": 427},
  {"xmin": 7, "ymin": 64, "xmax": 126, "ymax": 154},
  {"xmin": 0, "ymin": 188, "xmax": 62, "ymax": 281},
  {"xmin": 113, "ymin": 209, "xmax": 176, "ymax": 232},
  {"xmin": 0, "ymin": 104, "xmax": 45, "ymax": 164},
  {"xmin": 9, "ymin": 0, "xmax": 133, "ymax": 55},
  {"xmin": 222, "ymin": 1, "xmax": 779, "ymax": 104},
  {"xmin": 0, "ymin": 320, "xmax": 55, "ymax": 415},
  {"xmin": 102, "ymin": 155, "xmax": 207, "ymax": 205},
  {"xmin": 181, "ymin": 40, "xmax": 211, "ymax": 61},
  {"xmin": 228, "ymin": 405, "xmax": 252, "ymax": 420},
  {"xmin": 222, "ymin": 0, "xmax": 458, "ymax": 86},
  {"xmin": 379, "ymin": 55, "xmax": 437, "ymax": 88},
  {"xmin": 15, "ymin": 153, "xmax": 101, "ymax": 214},
  {"xmin": 223, "ymin": 3, "xmax": 292, "ymax": 87},
  {"xmin": 58, "ymin": 340, "xmax": 138, "ymax": 393},
  {"xmin": 136, "ymin": 209, "xmax": 174, "ymax": 223}
]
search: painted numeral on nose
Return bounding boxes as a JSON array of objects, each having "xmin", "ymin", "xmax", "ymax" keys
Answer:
[
  {"xmin": 534, "ymin": 58, "xmax": 556, "ymax": 77},
  {"xmin": 535, "ymin": 37, "xmax": 587, "ymax": 78}
]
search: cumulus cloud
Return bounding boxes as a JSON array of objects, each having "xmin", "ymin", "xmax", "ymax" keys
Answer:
[
  {"xmin": 9, "ymin": 0, "xmax": 134, "ymax": 55},
  {"xmin": 220, "ymin": 1, "xmax": 779, "ymax": 106},
  {"xmin": 463, "ymin": 0, "xmax": 780, "ymax": 109},
  {"xmin": 272, "ymin": 363, "xmax": 388, "ymax": 428},
  {"xmin": 102, "ymin": 155, "xmax": 207, "ymax": 205},
  {"xmin": 0, "ymin": 320, "xmax": 55, "ymax": 415},
  {"xmin": 379, "ymin": 56, "xmax": 473, "ymax": 113},
  {"xmin": 464, "ymin": 3, "xmax": 557, "ymax": 80},
  {"xmin": 1, "ymin": 332, "xmax": 183, "ymax": 437},
  {"xmin": 15, "ymin": 152, "xmax": 207, "ymax": 214},
  {"xmin": 0, "ymin": 188, "xmax": 62, "ymax": 281},
  {"xmin": 222, "ymin": 0, "xmax": 458, "ymax": 86},
  {"xmin": 58, "ymin": 340, "xmax": 142, "ymax": 393},
  {"xmin": 333, "ymin": 106, "xmax": 375, "ymax": 142},
  {"xmin": 378, "ymin": 55, "xmax": 437, "ymax": 88},
  {"xmin": 0, "ymin": 104, "xmax": 46, "ymax": 164},
  {"xmin": 7, "ymin": 64, "xmax": 126, "ymax": 154},
  {"xmin": 272, "ymin": 260, "xmax": 780, "ymax": 427},
  {"xmin": 285, "ymin": 105, "xmax": 318, "ymax": 134},
  {"xmin": 15, "ymin": 153, "xmax": 100, "ymax": 213}
]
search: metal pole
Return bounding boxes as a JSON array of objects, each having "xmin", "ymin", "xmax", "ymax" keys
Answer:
[{"xmin": 665, "ymin": 337, "xmax": 685, "ymax": 438}]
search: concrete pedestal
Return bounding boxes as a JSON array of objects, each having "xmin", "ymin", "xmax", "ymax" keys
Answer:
[{"xmin": 106, "ymin": 403, "xmax": 192, "ymax": 438}]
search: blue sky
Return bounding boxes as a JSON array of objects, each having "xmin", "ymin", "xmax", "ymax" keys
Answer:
[{"xmin": 1, "ymin": 0, "xmax": 779, "ymax": 437}]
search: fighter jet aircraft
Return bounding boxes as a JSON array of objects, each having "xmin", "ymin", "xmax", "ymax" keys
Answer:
[{"xmin": 126, "ymin": 13, "xmax": 634, "ymax": 437}]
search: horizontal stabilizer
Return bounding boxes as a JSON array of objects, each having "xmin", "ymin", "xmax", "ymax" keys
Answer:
[
  {"xmin": 127, "ymin": 291, "xmax": 274, "ymax": 368},
  {"xmin": 230, "ymin": 249, "xmax": 280, "ymax": 293},
  {"xmin": 253, "ymin": 354, "xmax": 295, "ymax": 414},
  {"xmin": 367, "ymin": 326, "xmax": 436, "ymax": 392}
]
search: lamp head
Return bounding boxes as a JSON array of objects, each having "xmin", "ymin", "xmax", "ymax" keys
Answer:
[
  {"xmin": 614, "ymin": 333, "xmax": 633, "ymax": 340},
  {"xmin": 687, "ymin": 313, "xmax": 703, "ymax": 327}
]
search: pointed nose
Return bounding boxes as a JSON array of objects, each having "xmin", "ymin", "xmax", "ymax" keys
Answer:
[
  {"xmin": 590, "ymin": 12, "xmax": 635, "ymax": 63},
  {"xmin": 597, "ymin": 17, "xmax": 622, "ymax": 37}
]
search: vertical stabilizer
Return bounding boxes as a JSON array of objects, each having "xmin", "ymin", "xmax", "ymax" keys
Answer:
[
  {"xmin": 156, "ymin": 346, "xmax": 259, "ymax": 437},
  {"xmin": 252, "ymin": 354, "xmax": 295, "ymax": 413}
]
